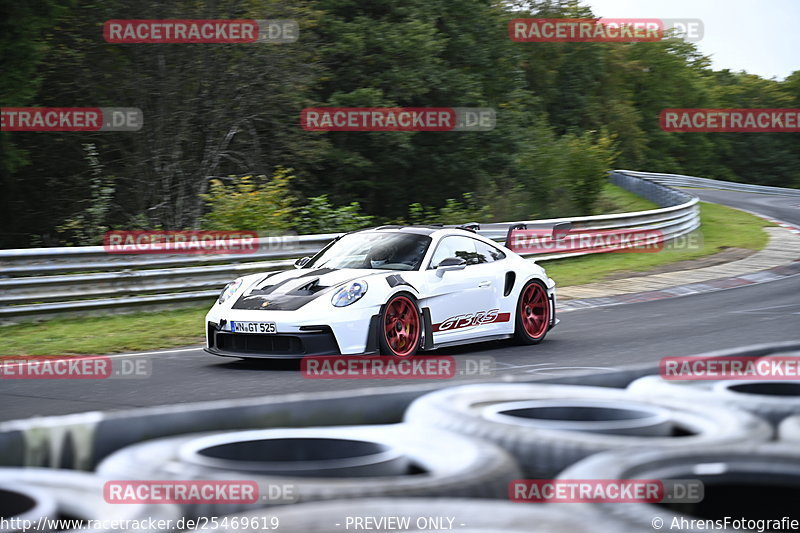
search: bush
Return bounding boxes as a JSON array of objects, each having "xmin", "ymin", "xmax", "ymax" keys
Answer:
[
  {"xmin": 201, "ymin": 169, "xmax": 295, "ymax": 231},
  {"xmin": 294, "ymin": 195, "xmax": 374, "ymax": 234},
  {"xmin": 516, "ymin": 124, "xmax": 618, "ymax": 217},
  {"xmin": 406, "ymin": 193, "xmax": 493, "ymax": 226}
]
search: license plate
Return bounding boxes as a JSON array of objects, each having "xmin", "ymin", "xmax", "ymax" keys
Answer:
[{"xmin": 229, "ymin": 321, "xmax": 276, "ymax": 334}]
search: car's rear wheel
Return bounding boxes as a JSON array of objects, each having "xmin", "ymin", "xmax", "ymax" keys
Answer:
[
  {"xmin": 379, "ymin": 293, "xmax": 422, "ymax": 357},
  {"xmin": 514, "ymin": 280, "xmax": 550, "ymax": 345}
]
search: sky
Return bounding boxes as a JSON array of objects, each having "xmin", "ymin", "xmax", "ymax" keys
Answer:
[{"xmin": 581, "ymin": 0, "xmax": 800, "ymax": 80}]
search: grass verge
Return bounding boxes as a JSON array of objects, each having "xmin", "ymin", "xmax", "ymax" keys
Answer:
[
  {"xmin": 593, "ymin": 182, "xmax": 659, "ymax": 214},
  {"xmin": 0, "ymin": 201, "xmax": 773, "ymax": 355},
  {"xmin": 544, "ymin": 202, "xmax": 773, "ymax": 286},
  {"xmin": 0, "ymin": 307, "xmax": 209, "ymax": 356}
]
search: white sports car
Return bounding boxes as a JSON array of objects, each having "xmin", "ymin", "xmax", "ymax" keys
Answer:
[{"xmin": 205, "ymin": 224, "xmax": 558, "ymax": 359}]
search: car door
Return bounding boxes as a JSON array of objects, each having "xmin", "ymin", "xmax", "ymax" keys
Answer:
[
  {"xmin": 423, "ymin": 236, "xmax": 498, "ymax": 345},
  {"xmin": 467, "ymin": 238, "xmax": 514, "ymax": 335}
]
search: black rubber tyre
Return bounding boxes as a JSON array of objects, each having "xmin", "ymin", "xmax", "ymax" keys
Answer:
[
  {"xmin": 513, "ymin": 279, "xmax": 550, "ymax": 345},
  {"xmin": 96, "ymin": 424, "xmax": 522, "ymax": 516},
  {"xmin": 403, "ymin": 383, "xmax": 773, "ymax": 477},
  {"xmin": 779, "ymin": 415, "xmax": 800, "ymax": 443},
  {"xmin": 629, "ymin": 375, "xmax": 800, "ymax": 425},
  {"xmin": 557, "ymin": 443, "xmax": 800, "ymax": 533},
  {"xmin": 198, "ymin": 498, "xmax": 625, "ymax": 533},
  {"xmin": 378, "ymin": 293, "xmax": 423, "ymax": 357},
  {"xmin": 0, "ymin": 468, "xmax": 180, "ymax": 532}
]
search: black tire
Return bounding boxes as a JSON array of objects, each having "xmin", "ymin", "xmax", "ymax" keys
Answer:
[
  {"xmin": 403, "ymin": 383, "xmax": 773, "ymax": 477},
  {"xmin": 513, "ymin": 279, "xmax": 550, "ymax": 345},
  {"xmin": 0, "ymin": 468, "xmax": 180, "ymax": 532},
  {"xmin": 629, "ymin": 375, "xmax": 800, "ymax": 426},
  {"xmin": 378, "ymin": 293, "xmax": 423, "ymax": 357},
  {"xmin": 200, "ymin": 498, "xmax": 622, "ymax": 533},
  {"xmin": 557, "ymin": 443, "xmax": 800, "ymax": 532},
  {"xmin": 779, "ymin": 415, "xmax": 800, "ymax": 442},
  {"xmin": 96, "ymin": 424, "xmax": 522, "ymax": 517}
]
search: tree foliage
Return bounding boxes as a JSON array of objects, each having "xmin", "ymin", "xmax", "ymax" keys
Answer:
[
  {"xmin": 201, "ymin": 170, "xmax": 295, "ymax": 232},
  {"xmin": 1, "ymin": 0, "xmax": 798, "ymax": 247}
]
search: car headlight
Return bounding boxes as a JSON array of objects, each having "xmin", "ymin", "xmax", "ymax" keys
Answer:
[
  {"xmin": 218, "ymin": 278, "xmax": 243, "ymax": 304},
  {"xmin": 332, "ymin": 280, "xmax": 368, "ymax": 307}
]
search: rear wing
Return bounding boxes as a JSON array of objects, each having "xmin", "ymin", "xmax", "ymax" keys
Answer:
[{"xmin": 504, "ymin": 221, "xmax": 571, "ymax": 249}]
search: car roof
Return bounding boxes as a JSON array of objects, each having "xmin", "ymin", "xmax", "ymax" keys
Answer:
[
  {"xmin": 353, "ymin": 225, "xmax": 494, "ymax": 238},
  {"xmin": 352, "ymin": 225, "xmax": 445, "ymax": 236}
]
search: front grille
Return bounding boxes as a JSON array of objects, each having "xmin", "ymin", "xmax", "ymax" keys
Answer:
[
  {"xmin": 215, "ymin": 333, "xmax": 303, "ymax": 354},
  {"xmin": 207, "ymin": 323, "xmax": 341, "ymax": 356}
]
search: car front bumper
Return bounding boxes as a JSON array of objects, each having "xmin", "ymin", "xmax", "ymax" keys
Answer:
[
  {"xmin": 205, "ymin": 321, "xmax": 343, "ymax": 359},
  {"xmin": 204, "ymin": 301, "xmax": 382, "ymax": 358}
]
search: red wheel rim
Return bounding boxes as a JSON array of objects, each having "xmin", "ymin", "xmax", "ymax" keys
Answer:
[
  {"xmin": 383, "ymin": 296, "xmax": 420, "ymax": 357},
  {"xmin": 520, "ymin": 283, "xmax": 549, "ymax": 339}
]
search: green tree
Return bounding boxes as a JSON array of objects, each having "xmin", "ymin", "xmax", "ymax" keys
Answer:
[
  {"xmin": 201, "ymin": 170, "xmax": 295, "ymax": 232},
  {"xmin": 294, "ymin": 195, "xmax": 374, "ymax": 234}
]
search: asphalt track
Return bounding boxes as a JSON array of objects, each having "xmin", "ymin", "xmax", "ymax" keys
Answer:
[
  {"xmin": 688, "ymin": 188, "xmax": 800, "ymax": 226},
  {"xmin": 1, "ymin": 188, "xmax": 798, "ymax": 422}
]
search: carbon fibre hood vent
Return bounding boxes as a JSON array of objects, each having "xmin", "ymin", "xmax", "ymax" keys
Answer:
[{"xmin": 290, "ymin": 279, "xmax": 328, "ymax": 296}]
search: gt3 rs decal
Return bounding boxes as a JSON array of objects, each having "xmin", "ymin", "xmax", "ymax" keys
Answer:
[{"xmin": 432, "ymin": 309, "xmax": 511, "ymax": 332}]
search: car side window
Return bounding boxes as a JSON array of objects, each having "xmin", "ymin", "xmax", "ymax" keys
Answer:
[
  {"xmin": 429, "ymin": 236, "xmax": 477, "ymax": 268},
  {"xmin": 475, "ymin": 240, "xmax": 506, "ymax": 263}
]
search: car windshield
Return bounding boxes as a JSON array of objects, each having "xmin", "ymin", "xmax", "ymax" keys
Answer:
[{"xmin": 305, "ymin": 232, "xmax": 432, "ymax": 271}]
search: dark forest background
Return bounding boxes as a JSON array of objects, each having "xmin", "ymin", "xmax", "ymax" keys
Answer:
[{"xmin": 1, "ymin": 0, "xmax": 798, "ymax": 248}]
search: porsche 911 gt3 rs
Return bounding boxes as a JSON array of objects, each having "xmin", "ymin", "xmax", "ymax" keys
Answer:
[{"xmin": 205, "ymin": 224, "xmax": 558, "ymax": 358}]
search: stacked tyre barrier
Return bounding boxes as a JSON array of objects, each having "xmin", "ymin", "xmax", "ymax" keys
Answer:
[
  {"xmin": 0, "ymin": 469, "xmax": 180, "ymax": 533},
  {"xmin": 557, "ymin": 444, "xmax": 800, "ymax": 533},
  {"xmin": 779, "ymin": 415, "xmax": 800, "ymax": 442},
  {"xmin": 198, "ymin": 498, "xmax": 622, "ymax": 533},
  {"xmin": 628, "ymin": 376, "xmax": 800, "ymax": 426},
  {"xmin": 95, "ymin": 424, "xmax": 521, "ymax": 516},
  {"xmin": 402, "ymin": 383, "xmax": 772, "ymax": 477},
  {"xmin": 1, "ymin": 341, "xmax": 798, "ymax": 531}
]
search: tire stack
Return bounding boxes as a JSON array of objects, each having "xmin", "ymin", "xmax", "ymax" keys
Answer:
[
  {"xmin": 170, "ymin": 379, "xmax": 788, "ymax": 531},
  {"xmin": 7, "ymin": 344, "xmax": 799, "ymax": 532},
  {"xmin": 200, "ymin": 498, "xmax": 624, "ymax": 533},
  {"xmin": 402, "ymin": 383, "xmax": 772, "ymax": 477},
  {"xmin": 0, "ymin": 468, "xmax": 180, "ymax": 533},
  {"xmin": 95, "ymin": 424, "xmax": 521, "ymax": 517},
  {"xmin": 779, "ymin": 415, "xmax": 800, "ymax": 442},
  {"xmin": 628, "ymin": 375, "xmax": 800, "ymax": 426},
  {"xmin": 557, "ymin": 444, "xmax": 800, "ymax": 533}
]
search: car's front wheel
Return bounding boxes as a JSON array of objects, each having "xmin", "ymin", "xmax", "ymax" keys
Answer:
[
  {"xmin": 514, "ymin": 279, "xmax": 550, "ymax": 345},
  {"xmin": 379, "ymin": 293, "xmax": 422, "ymax": 357}
]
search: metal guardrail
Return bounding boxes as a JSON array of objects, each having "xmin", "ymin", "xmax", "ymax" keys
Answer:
[
  {"xmin": 621, "ymin": 170, "xmax": 800, "ymax": 197},
  {"xmin": 0, "ymin": 171, "xmax": 701, "ymax": 322}
]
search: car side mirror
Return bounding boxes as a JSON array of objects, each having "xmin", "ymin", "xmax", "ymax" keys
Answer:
[
  {"xmin": 294, "ymin": 256, "xmax": 311, "ymax": 269},
  {"xmin": 436, "ymin": 256, "xmax": 467, "ymax": 277}
]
